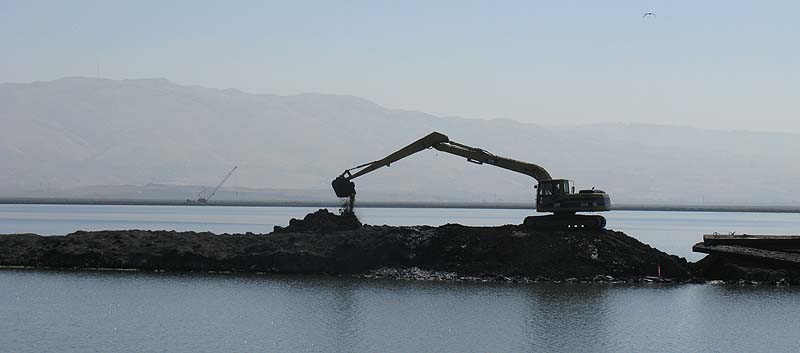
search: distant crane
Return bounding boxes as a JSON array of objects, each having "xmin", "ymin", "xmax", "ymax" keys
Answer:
[{"xmin": 193, "ymin": 166, "xmax": 237, "ymax": 204}]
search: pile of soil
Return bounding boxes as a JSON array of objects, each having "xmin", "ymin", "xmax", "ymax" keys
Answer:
[
  {"xmin": 272, "ymin": 209, "xmax": 361, "ymax": 233},
  {"xmin": 0, "ymin": 210, "xmax": 691, "ymax": 281},
  {"xmin": 691, "ymin": 254, "xmax": 800, "ymax": 283}
]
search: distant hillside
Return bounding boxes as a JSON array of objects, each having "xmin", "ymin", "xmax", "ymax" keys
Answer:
[{"xmin": 1, "ymin": 77, "xmax": 798, "ymax": 205}]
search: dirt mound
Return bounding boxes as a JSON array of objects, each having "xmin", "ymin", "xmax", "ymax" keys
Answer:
[
  {"xmin": 413, "ymin": 224, "xmax": 690, "ymax": 280},
  {"xmin": 0, "ymin": 210, "xmax": 692, "ymax": 281},
  {"xmin": 272, "ymin": 209, "xmax": 362, "ymax": 234},
  {"xmin": 692, "ymin": 254, "xmax": 800, "ymax": 284}
]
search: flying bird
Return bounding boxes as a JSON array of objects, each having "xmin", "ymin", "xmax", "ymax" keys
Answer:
[{"xmin": 643, "ymin": 12, "xmax": 656, "ymax": 18}]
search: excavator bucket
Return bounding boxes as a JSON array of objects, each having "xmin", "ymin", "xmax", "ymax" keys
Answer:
[{"xmin": 332, "ymin": 176, "xmax": 356, "ymax": 198}]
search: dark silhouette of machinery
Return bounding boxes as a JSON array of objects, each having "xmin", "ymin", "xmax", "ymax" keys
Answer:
[
  {"xmin": 332, "ymin": 132, "xmax": 610, "ymax": 228},
  {"xmin": 188, "ymin": 166, "xmax": 237, "ymax": 204}
]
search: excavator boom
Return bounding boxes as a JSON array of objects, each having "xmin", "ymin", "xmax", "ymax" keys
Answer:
[{"xmin": 432, "ymin": 141, "xmax": 551, "ymax": 181}]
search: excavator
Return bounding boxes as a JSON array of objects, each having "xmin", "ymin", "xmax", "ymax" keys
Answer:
[{"xmin": 331, "ymin": 132, "xmax": 610, "ymax": 228}]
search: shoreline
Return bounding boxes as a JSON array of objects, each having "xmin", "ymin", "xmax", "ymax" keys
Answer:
[
  {"xmin": 1, "ymin": 198, "xmax": 799, "ymax": 214},
  {"xmin": 2, "ymin": 208, "xmax": 796, "ymax": 284},
  {"xmin": 0, "ymin": 265, "xmax": 787, "ymax": 286}
]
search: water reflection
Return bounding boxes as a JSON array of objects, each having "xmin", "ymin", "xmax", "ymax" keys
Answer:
[
  {"xmin": 328, "ymin": 280, "xmax": 362, "ymax": 352},
  {"xmin": 524, "ymin": 284, "xmax": 611, "ymax": 351},
  {"xmin": 4, "ymin": 270, "xmax": 800, "ymax": 352}
]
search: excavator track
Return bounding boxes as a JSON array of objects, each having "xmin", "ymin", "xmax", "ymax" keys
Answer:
[{"xmin": 523, "ymin": 214, "xmax": 606, "ymax": 229}]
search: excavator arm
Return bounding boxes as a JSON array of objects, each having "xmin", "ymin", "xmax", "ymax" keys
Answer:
[
  {"xmin": 336, "ymin": 132, "xmax": 450, "ymax": 183},
  {"xmin": 332, "ymin": 132, "xmax": 448, "ymax": 203},
  {"xmin": 332, "ymin": 131, "xmax": 551, "ymax": 211}
]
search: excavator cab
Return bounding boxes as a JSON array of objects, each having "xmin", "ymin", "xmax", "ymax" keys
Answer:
[
  {"xmin": 536, "ymin": 179, "xmax": 569, "ymax": 210},
  {"xmin": 530, "ymin": 179, "xmax": 610, "ymax": 227},
  {"xmin": 536, "ymin": 179, "xmax": 573, "ymax": 197}
]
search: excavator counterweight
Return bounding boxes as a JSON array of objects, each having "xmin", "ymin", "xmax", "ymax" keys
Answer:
[{"xmin": 332, "ymin": 132, "xmax": 610, "ymax": 228}]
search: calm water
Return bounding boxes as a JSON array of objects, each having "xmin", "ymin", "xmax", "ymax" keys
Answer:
[
  {"xmin": 2, "ymin": 270, "xmax": 800, "ymax": 352},
  {"xmin": 3, "ymin": 204, "xmax": 800, "ymax": 352}
]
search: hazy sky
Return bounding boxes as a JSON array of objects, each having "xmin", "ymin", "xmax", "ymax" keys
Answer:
[{"xmin": 2, "ymin": 1, "xmax": 798, "ymax": 132}]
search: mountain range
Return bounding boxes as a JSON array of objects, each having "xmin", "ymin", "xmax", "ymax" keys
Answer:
[{"xmin": 2, "ymin": 77, "xmax": 798, "ymax": 205}]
